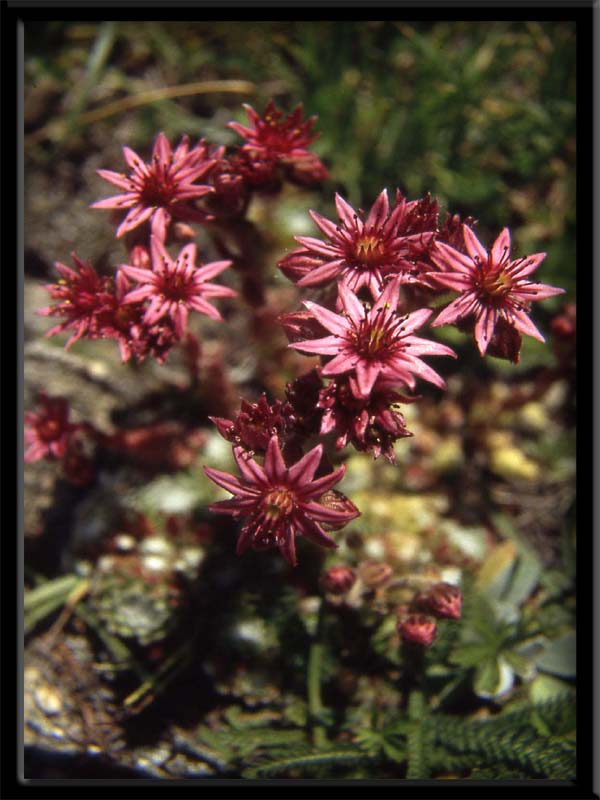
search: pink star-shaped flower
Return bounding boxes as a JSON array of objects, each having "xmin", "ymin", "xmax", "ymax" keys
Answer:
[
  {"xmin": 429, "ymin": 225, "xmax": 564, "ymax": 356},
  {"xmin": 288, "ymin": 278, "xmax": 456, "ymax": 399},
  {"xmin": 204, "ymin": 435, "xmax": 358, "ymax": 566},
  {"xmin": 91, "ymin": 133, "xmax": 217, "ymax": 241},
  {"xmin": 278, "ymin": 190, "xmax": 434, "ymax": 298},
  {"xmin": 119, "ymin": 235, "xmax": 236, "ymax": 338}
]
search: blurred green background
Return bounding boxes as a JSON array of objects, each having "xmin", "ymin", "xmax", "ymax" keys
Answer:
[{"xmin": 25, "ymin": 20, "xmax": 576, "ymax": 297}]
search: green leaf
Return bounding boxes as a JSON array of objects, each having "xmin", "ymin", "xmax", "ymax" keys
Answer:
[
  {"xmin": 474, "ymin": 657, "xmax": 500, "ymax": 695},
  {"xmin": 535, "ymin": 633, "xmax": 576, "ymax": 678}
]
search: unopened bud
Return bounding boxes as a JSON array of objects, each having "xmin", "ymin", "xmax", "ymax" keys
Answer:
[
  {"xmin": 360, "ymin": 562, "xmax": 394, "ymax": 588},
  {"xmin": 320, "ymin": 566, "xmax": 356, "ymax": 595},
  {"xmin": 397, "ymin": 614, "xmax": 437, "ymax": 647},
  {"xmin": 129, "ymin": 245, "xmax": 151, "ymax": 270},
  {"xmin": 416, "ymin": 582, "xmax": 462, "ymax": 620}
]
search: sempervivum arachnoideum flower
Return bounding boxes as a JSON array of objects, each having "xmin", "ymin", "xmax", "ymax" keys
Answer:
[
  {"xmin": 24, "ymin": 393, "xmax": 79, "ymax": 463},
  {"xmin": 429, "ymin": 225, "xmax": 564, "ymax": 358},
  {"xmin": 289, "ymin": 278, "xmax": 456, "ymax": 400},
  {"xmin": 91, "ymin": 132, "xmax": 219, "ymax": 241},
  {"xmin": 318, "ymin": 376, "xmax": 414, "ymax": 462},
  {"xmin": 37, "ymin": 253, "xmax": 108, "ymax": 348},
  {"xmin": 119, "ymin": 235, "xmax": 236, "ymax": 339},
  {"xmin": 278, "ymin": 190, "xmax": 435, "ymax": 298},
  {"xmin": 203, "ymin": 435, "xmax": 359, "ymax": 566}
]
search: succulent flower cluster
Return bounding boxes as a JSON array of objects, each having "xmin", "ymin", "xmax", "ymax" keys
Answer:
[{"xmin": 31, "ymin": 99, "xmax": 565, "ymax": 601}]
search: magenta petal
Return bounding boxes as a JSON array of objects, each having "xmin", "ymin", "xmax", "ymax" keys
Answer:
[
  {"xmin": 474, "ymin": 307, "xmax": 497, "ymax": 355},
  {"xmin": 151, "ymin": 207, "xmax": 171, "ymax": 242},
  {"xmin": 302, "ymin": 300, "xmax": 349, "ymax": 336},
  {"xmin": 233, "ymin": 447, "xmax": 268, "ymax": 484},
  {"xmin": 295, "ymin": 516, "xmax": 337, "ymax": 549},
  {"xmin": 335, "ymin": 193, "xmax": 357, "ymax": 228},
  {"xmin": 431, "ymin": 242, "xmax": 475, "ymax": 274},
  {"xmin": 264, "ymin": 436, "xmax": 287, "ymax": 482},
  {"xmin": 509, "ymin": 307, "xmax": 546, "ymax": 342},
  {"xmin": 296, "ymin": 259, "xmax": 345, "ymax": 286},
  {"xmin": 289, "ymin": 335, "xmax": 342, "ymax": 355},
  {"xmin": 122, "ymin": 285, "xmax": 153, "ymax": 304},
  {"xmin": 354, "ymin": 360, "xmax": 381, "ymax": 398},
  {"xmin": 96, "ymin": 169, "xmax": 132, "ymax": 190},
  {"xmin": 320, "ymin": 351, "xmax": 358, "ymax": 377},
  {"xmin": 287, "ymin": 443, "xmax": 323, "ymax": 484},
  {"xmin": 90, "ymin": 193, "xmax": 137, "ymax": 210},
  {"xmin": 278, "ymin": 529, "xmax": 297, "ymax": 567},
  {"xmin": 463, "ymin": 225, "xmax": 488, "ymax": 263},
  {"xmin": 122, "ymin": 145, "xmax": 144, "ymax": 171},
  {"xmin": 432, "ymin": 293, "xmax": 479, "ymax": 327},
  {"xmin": 365, "ymin": 188, "xmax": 389, "ymax": 228},
  {"xmin": 119, "ymin": 264, "xmax": 157, "ymax": 283},
  {"xmin": 116, "ymin": 205, "xmax": 154, "ymax": 237},
  {"xmin": 300, "ymin": 465, "xmax": 346, "ymax": 498},
  {"xmin": 203, "ymin": 466, "xmax": 247, "ymax": 496},
  {"xmin": 188, "ymin": 297, "xmax": 223, "ymax": 320},
  {"xmin": 491, "ymin": 228, "xmax": 511, "ymax": 264},
  {"xmin": 337, "ymin": 282, "xmax": 367, "ymax": 324},
  {"xmin": 308, "ymin": 209, "xmax": 338, "ymax": 239},
  {"xmin": 195, "ymin": 259, "xmax": 232, "ymax": 282}
]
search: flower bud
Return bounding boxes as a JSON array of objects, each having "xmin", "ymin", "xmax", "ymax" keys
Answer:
[
  {"xmin": 397, "ymin": 614, "xmax": 437, "ymax": 647},
  {"xmin": 320, "ymin": 566, "xmax": 356, "ymax": 595},
  {"xmin": 129, "ymin": 245, "xmax": 151, "ymax": 270},
  {"xmin": 416, "ymin": 582, "xmax": 462, "ymax": 620},
  {"xmin": 360, "ymin": 561, "xmax": 394, "ymax": 588}
]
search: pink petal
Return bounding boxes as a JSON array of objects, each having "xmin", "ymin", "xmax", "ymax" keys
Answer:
[
  {"xmin": 122, "ymin": 146, "xmax": 145, "ymax": 171},
  {"xmin": 90, "ymin": 194, "xmax": 137, "ymax": 210},
  {"xmin": 402, "ymin": 335, "xmax": 456, "ymax": 358},
  {"xmin": 474, "ymin": 306, "xmax": 498, "ymax": 355},
  {"xmin": 172, "ymin": 303, "xmax": 189, "ymax": 338},
  {"xmin": 150, "ymin": 235, "xmax": 171, "ymax": 269},
  {"xmin": 296, "ymin": 259, "xmax": 345, "ymax": 286},
  {"xmin": 365, "ymin": 189, "xmax": 389, "ymax": 228},
  {"xmin": 96, "ymin": 169, "xmax": 133, "ymax": 190},
  {"xmin": 119, "ymin": 264, "xmax": 158, "ymax": 283},
  {"xmin": 509, "ymin": 307, "xmax": 546, "ymax": 342},
  {"xmin": 287, "ymin": 443, "xmax": 323, "ymax": 484},
  {"xmin": 427, "ymin": 271, "xmax": 474, "ymax": 292},
  {"xmin": 463, "ymin": 225, "xmax": 488, "ymax": 263},
  {"xmin": 295, "ymin": 516, "xmax": 337, "ymax": 549},
  {"xmin": 195, "ymin": 260, "xmax": 233, "ymax": 282},
  {"xmin": 153, "ymin": 132, "xmax": 172, "ymax": 166},
  {"xmin": 122, "ymin": 285, "xmax": 154, "ymax": 304},
  {"xmin": 507, "ymin": 252, "xmax": 546, "ymax": 279},
  {"xmin": 233, "ymin": 447, "xmax": 268, "ymax": 484},
  {"xmin": 354, "ymin": 360, "xmax": 381, "ymax": 398},
  {"xmin": 335, "ymin": 193, "xmax": 358, "ymax": 228},
  {"xmin": 320, "ymin": 351, "xmax": 358, "ymax": 377},
  {"xmin": 151, "ymin": 207, "xmax": 171, "ymax": 242},
  {"xmin": 278, "ymin": 529, "xmax": 297, "ymax": 567},
  {"xmin": 337, "ymin": 281, "xmax": 367, "ymax": 325},
  {"xmin": 491, "ymin": 228, "xmax": 511, "ymax": 264},
  {"xmin": 188, "ymin": 297, "xmax": 223, "ymax": 320},
  {"xmin": 302, "ymin": 300, "xmax": 349, "ymax": 336},
  {"xmin": 203, "ymin": 466, "xmax": 249, "ymax": 496},
  {"xmin": 371, "ymin": 277, "xmax": 402, "ymax": 316},
  {"xmin": 301, "ymin": 465, "xmax": 347, "ymax": 498},
  {"xmin": 116, "ymin": 205, "xmax": 154, "ymax": 238},
  {"xmin": 432, "ymin": 292, "xmax": 480, "ymax": 327},
  {"xmin": 399, "ymin": 307, "xmax": 433, "ymax": 334},
  {"xmin": 513, "ymin": 282, "xmax": 565, "ymax": 301},
  {"xmin": 264, "ymin": 435, "xmax": 287, "ymax": 482},
  {"xmin": 308, "ymin": 209, "xmax": 338, "ymax": 239},
  {"xmin": 294, "ymin": 236, "xmax": 340, "ymax": 258},
  {"xmin": 431, "ymin": 241, "xmax": 475, "ymax": 274}
]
